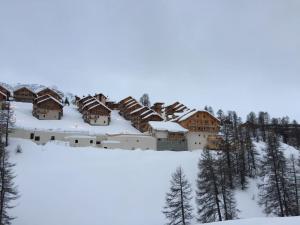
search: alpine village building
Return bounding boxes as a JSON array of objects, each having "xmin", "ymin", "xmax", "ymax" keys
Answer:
[
  {"xmin": 32, "ymin": 94, "xmax": 63, "ymax": 120},
  {"xmin": 0, "ymin": 85, "xmax": 11, "ymax": 101},
  {"xmin": 14, "ymin": 86, "xmax": 37, "ymax": 102},
  {"xmin": 78, "ymin": 96, "xmax": 111, "ymax": 126},
  {"xmin": 36, "ymin": 87, "xmax": 62, "ymax": 101}
]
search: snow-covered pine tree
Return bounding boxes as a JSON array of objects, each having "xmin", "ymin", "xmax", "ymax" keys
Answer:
[
  {"xmin": 244, "ymin": 128, "xmax": 259, "ymax": 178},
  {"xmin": 163, "ymin": 167, "xmax": 193, "ymax": 225},
  {"xmin": 258, "ymin": 132, "xmax": 294, "ymax": 217},
  {"xmin": 196, "ymin": 150, "xmax": 223, "ymax": 223},
  {"xmin": 0, "ymin": 142, "xmax": 18, "ymax": 225}
]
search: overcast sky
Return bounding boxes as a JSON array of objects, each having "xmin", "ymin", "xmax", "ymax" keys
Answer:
[{"xmin": 0, "ymin": 0, "xmax": 299, "ymax": 121}]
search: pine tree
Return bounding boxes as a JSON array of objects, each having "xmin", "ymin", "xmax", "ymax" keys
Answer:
[
  {"xmin": 196, "ymin": 150, "xmax": 238, "ymax": 223},
  {"xmin": 196, "ymin": 150, "xmax": 222, "ymax": 223},
  {"xmin": 244, "ymin": 128, "xmax": 259, "ymax": 178},
  {"xmin": 139, "ymin": 94, "xmax": 151, "ymax": 107},
  {"xmin": 163, "ymin": 167, "xmax": 193, "ymax": 225},
  {"xmin": 258, "ymin": 132, "xmax": 294, "ymax": 217},
  {"xmin": 288, "ymin": 154, "xmax": 300, "ymax": 216},
  {"xmin": 0, "ymin": 142, "xmax": 18, "ymax": 225},
  {"xmin": 0, "ymin": 102, "xmax": 14, "ymax": 147}
]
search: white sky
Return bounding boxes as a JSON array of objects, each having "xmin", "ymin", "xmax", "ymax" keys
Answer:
[{"xmin": 1, "ymin": 0, "xmax": 299, "ymax": 121}]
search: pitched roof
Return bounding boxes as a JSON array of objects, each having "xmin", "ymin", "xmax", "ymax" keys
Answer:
[
  {"xmin": 0, "ymin": 90, "xmax": 7, "ymax": 98},
  {"xmin": 37, "ymin": 95, "xmax": 63, "ymax": 107},
  {"xmin": 149, "ymin": 121, "xmax": 188, "ymax": 133},
  {"xmin": 87, "ymin": 101, "xmax": 111, "ymax": 112}
]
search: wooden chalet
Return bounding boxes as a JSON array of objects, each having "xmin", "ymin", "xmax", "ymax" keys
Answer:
[
  {"xmin": 118, "ymin": 96, "xmax": 135, "ymax": 113},
  {"xmin": 13, "ymin": 87, "xmax": 37, "ymax": 103},
  {"xmin": 32, "ymin": 95, "xmax": 63, "ymax": 120},
  {"xmin": 127, "ymin": 106, "xmax": 149, "ymax": 122},
  {"xmin": 0, "ymin": 90, "xmax": 7, "ymax": 102},
  {"xmin": 139, "ymin": 111, "xmax": 164, "ymax": 132},
  {"xmin": 77, "ymin": 95, "xmax": 93, "ymax": 108},
  {"xmin": 79, "ymin": 97, "xmax": 96, "ymax": 113},
  {"xmin": 119, "ymin": 98, "xmax": 138, "ymax": 116},
  {"xmin": 0, "ymin": 85, "xmax": 11, "ymax": 101},
  {"xmin": 175, "ymin": 110, "xmax": 220, "ymax": 133},
  {"xmin": 165, "ymin": 102, "xmax": 188, "ymax": 120},
  {"xmin": 106, "ymin": 101, "xmax": 119, "ymax": 110},
  {"xmin": 123, "ymin": 103, "xmax": 142, "ymax": 120},
  {"xmin": 36, "ymin": 88, "xmax": 62, "ymax": 101},
  {"xmin": 173, "ymin": 110, "xmax": 221, "ymax": 150},
  {"xmin": 83, "ymin": 102, "xmax": 111, "ymax": 126},
  {"xmin": 151, "ymin": 102, "xmax": 164, "ymax": 115},
  {"xmin": 94, "ymin": 93, "xmax": 107, "ymax": 104}
]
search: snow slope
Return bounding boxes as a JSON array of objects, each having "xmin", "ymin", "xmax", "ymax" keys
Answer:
[
  {"xmin": 12, "ymin": 102, "xmax": 140, "ymax": 134},
  {"xmin": 6, "ymin": 138, "xmax": 269, "ymax": 225},
  {"xmin": 206, "ymin": 217, "xmax": 300, "ymax": 225}
]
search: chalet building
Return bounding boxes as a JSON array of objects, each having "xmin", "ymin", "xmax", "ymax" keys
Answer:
[
  {"xmin": 118, "ymin": 96, "xmax": 135, "ymax": 113},
  {"xmin": 94, "ymin": 93, "xmax": 107, "ymax": 104},
  {"xmin": 128, "ymin": 106, "xmax": 149, "ymax": 122},
  {"xmin": 13, "ymin": 87, "xmax": 37, "ymax": 103},
  {"xmin": 165, "ymin": 102, "xmax": 188, "ymax": 120},
  {"xmin": 149, "ymin": 121, "xmax": 188, "ymax": 151},
  {"xmin": 119, "ymin": 98, "xmax": 138, "ymax": 117},
  {"xmin": 151, "ymin": 102, "xmax": 164, "ymax": 115},
  {"xmin": 132, "ymin": 108, "xmax": 153, "ymax": 129},
  {"xmin": 173, "ymin": 110, "xmax": 220, "ymax": 150},
  {"xmin": 0, "ymin": 91, "xmax": 7, "ymax": 102},
  {"xmin": 36, "ymin": 88, "xmax": 62, "ymax": 101},
  {"xmin": 77, "ymin": 95, "xmax": 93, "ymax": 108},
  {"xmin": 83, "ymin": 102, "xmax": 111, "ymax": 126},
  {"xmin": 123, "ymin": 103, "xmax": 142, "ymax": 120},
  {"xmin": 0, "ymin": 85, "xmax": 11, "ymax": 101},
  {"xmin": 79, "ymin": 97, "xmax": 96, "ymax": 113},
  {"xmin": 32, "ymin": 95, "xmax": 63, "ymax": 120},
  {"xmin": 106, "ymin": 101, "xmax": 119, "ymax": 110},
  {"xmin": 136, "ymin": 111, "xmax": 164, "ymax": 132}
]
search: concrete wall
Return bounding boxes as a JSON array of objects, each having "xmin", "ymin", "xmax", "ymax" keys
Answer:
[
  {"xmin": 10, "ymin": 128, "xmax": 156, "ymax": 150},
  {"xmin": 101, "ymin": 134, "xmax": 156, "ymax": 150},
  {"xmin": 157, "ymin": 139, "xmax": 187, "ymax": 151},
  {"xmin": 186, "ymin": 132, "xmax": 212, "ymax": 150}
]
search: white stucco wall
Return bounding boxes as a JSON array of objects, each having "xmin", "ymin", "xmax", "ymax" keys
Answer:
[{"xmin": 186, "ymin": 132, "xmax": 212, "ymax": 150}]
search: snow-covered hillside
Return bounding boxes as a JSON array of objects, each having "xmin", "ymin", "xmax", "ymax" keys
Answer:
[
  {"xmin": 206, "ymin": 217, "xmax": 300, "ymax": 225},
  {"xmin": 12, "ymin": 102, "xmax": 140, "ymax": 134},
  {"xmin": 8, "ymin": 138, "xmax": 296, "ymax": 225}
]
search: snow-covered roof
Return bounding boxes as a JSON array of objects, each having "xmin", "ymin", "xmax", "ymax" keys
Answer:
[
  {"xmin": 123, "ymin": 98, "xmax": 135, "ymax": 104},
  {"xmin": 130, "ymin": 106, "xmax": 147, "ymax": 115},
  {"xmin": 82, "ymin": 99, "xmax": 99, "ymax": 110},
  {"xmin": 149, "ymin": 121, "xmax": 188, "ymax": 133},
  {"xmin": 127, "ymin": 102, "xmax": 140, "ymax": 110},
  {"xmin": 87, "ymin": 101, "xmax": 111, "ymax": 112},
  {"xmin": 124, "ymin": 100, "xmax": 137, "ymax": 108},
  {"xmin": 0, "ymin": 90, "xmax": 7, "ymax": 98},
  {"xmin": 177, "ymin": 110, "xmax": 220, "ymax": 122},
  {"xmin": 37, "ymin": 95, "xmax": 63, "ymax": 107}
]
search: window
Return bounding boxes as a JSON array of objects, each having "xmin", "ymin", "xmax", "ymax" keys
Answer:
[
  {"xmin": 198, "ymin": 134, "xmax": 201, "ymax": 137},
  {"xmin": 75, "ymin": 140, "xmax": 78, "ymax": 144},
  {"xmin": 35, "ymin": 136, "xmax": 40, "ymax": 141},
  {"xmin": 30, "ymin": 133, "xmax": 34, "ymax": 139},
  {"xmin": 96, "ymin": 141, "xmax": 101, "ymax": 145},
  {"xmin": 51, "ymin": 136, "xmax": 55, "ymax": 141},
  {"xmin": 90, "ymin": 140, "xmax": 94, "ymax": 144},
  {"xmin": 104, "ymin": 147, "xmax": 107, "ymax": 149},
  {"xmin": 136, "ymin": 140, "xmax": 139, "ymax": 143}
]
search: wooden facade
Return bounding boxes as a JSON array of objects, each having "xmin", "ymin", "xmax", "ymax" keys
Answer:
[
  {"xmin": 0, "ymin": 85, "xmax": 11, "ymax": 100},
  {"xmin": 37, "ymin": 88, "xmax": 62, "ymax": 101},
  {"xmin": 14, "ymin": 87, "xmax": 37, "ymax": 102},
  {"xmin": 33, "ymin": 95, "xmax": 63, "ymax": 120},
  {"xmin": 106, "ymin": 101, "xmax": 120, "ymax": 110},
  {"xmin": 151, "ymin": 102, "xmax": 164, "ymax": 115},
  {"xmin": 83, "ymin": 103, "xmax": 111, "ymax": 126},
  {"xmin": 94, "ymin": 93, "xmax": 107, "ymax": 104},
  {"xmin": 123, "ymin": 103, "xmax": 142, "ymax": 120},
  {"xmin": 165, "ymin": 102, "xmax": 188, "ymax": 120},
  {"xmin": 139, "ymin": 113, "xmax": 164, "ymax": 132},
  {"xmin": 0, "ymin": 91, "xmax": 7, "ymax": 102}
]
